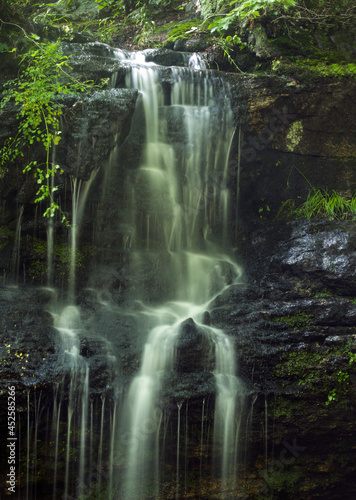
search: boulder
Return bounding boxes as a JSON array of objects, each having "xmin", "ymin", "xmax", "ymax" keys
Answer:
[{"xmin": 176, "ymin": 318, "xmax": 214, "ymax": 373}]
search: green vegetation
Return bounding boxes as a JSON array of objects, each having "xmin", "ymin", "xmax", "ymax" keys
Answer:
[
  {"xmin": 274, "ymin": 345, "xmax": 356, "ymax": 407},
  {"xmin": 313, "ymin": 289, "xmax": 334, "ymax": 298},
  {"xmin": 270, "ymin": 311, "xmax": 311, "ymax": 330},
  {"xmin": 160, "ymin": 20, "xmax": 202, "ymax": 46},
  {"xmin": 132, "ymin": 3, "xmax": 158, "ymax": 48},
  {"xmin": 326, "ymin": 351, "xmax": 356, "ymax": 405},
  {"xmin": 272, "ymin": 59, "xmax": 356, "ymax": 82},
  {"xmin": 95, "ymin": 0, "xmax": 126, "ymax": 16},
  {"xmin": 296, "ymin": 190, "xmax": 356, "ymax": 220},
  {"xmin": 26, "ymin": 236, "xmax": 91, "ymax": 285},
  {"xmin": 2, "ymin": 0, "xmax": 355, "ymax": 77},
  {"xmin": 0, "ymin": 25, "xmax": 98, "ymax": 224},
  {"xmin": 276, "ymin": 167, "xmax": 356, "ymax": 221},
  {"xmin": 293, "ymin": 61, "xmax": 356, "ymax": 79},
  {"xmin": 213, "ymin": 34, "xmax": 246, "ymax": 72},
  {"xmin": 278, "ymin": 189, "xmax": 356, "ymax": 221},
  {"xmin": 274, "ymin": 349, "xmax": 327, "ymax": 386},
  {"xmin": 207, "ymin": 0, "xmax": 296, "ymax": 36},
  {"xmin": 0, "ymin": 0, "xmax": 355, "ymax": 229}
]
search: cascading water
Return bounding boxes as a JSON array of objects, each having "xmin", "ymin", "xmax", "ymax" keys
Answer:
[
  {"xmin": 105, "ymin": 50, "xmax": 246, "ymax": 499},
  {"xmin": 9, "ymin": 44, "xmax": 246, "ymax": 500},
  {"xmin": 10, "ymin": 204, "xmax": 24, "ymax": 283},
  {"xmin": 52, "ymin": 305, "xmax": 89, "ymax": 498},
  {"xmin": 69, "ymin": 170, "xmax": 98, "ymax": 300}
]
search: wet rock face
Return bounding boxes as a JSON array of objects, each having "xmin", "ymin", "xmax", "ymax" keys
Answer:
[
  {"xmin": 232, "ymin": 77, "xmax": 356, "ymax": 222},
  {"xmin": 143, "ymin": 48, "xmax": 188, "ymax": 67},
  {"xmin": 209, "ymin": 219, "xmax": 356, "ymax": 498},
  {"xmin": 176, "ymin": 318, "xmax": 214, "ymax": 373},
  {"xmin": 160, "ymin": 372, "xmax": 216, "ymax": 411},
  {"xmin": 0, "ymin": 85, "xmax": 138, "ymax": 282},
  {"xmin": 0, "ymin": 287, "xmax": 123, "ymax": 399},
  {"xmin": 237, "ymin": 219, "xmax": 356, "ymax": 304},
  {"xmin": 0, "ymin": 287, "xmax": 59, "ymax": 404},
  {"xmin": 57, "ymin": 89, "xmax": 138, "ymax": 180},
  {"xmin": 1, "ymin": 44, "xmax": 356, "ymax": 497},
  {"xmin": 276, "ymin": 221, "xmax": 356, "ymax": 295},
  {"xmin": 0, "ymin": 88, "xmax": 137, "ymax": 184}
]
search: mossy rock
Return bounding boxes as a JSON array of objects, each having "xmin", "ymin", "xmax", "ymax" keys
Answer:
[
  {"xmin": 261, "ymin": 469, "xmax": 303, "ymax": 497},
  {"xmin": 171, "ymin": 36, "xmax": 209, "ymax": 52},
  {"xmin": 144, "ymin": 48, "xmax": 187, "ymax": 66},
  {"xmin": 249, "ymin": 25, "xmax": 280, "ymax": 60},
  {"xmin": 0, "ymin": 226, "xmax": 14, "ymax": 252},
  {"xmin": 23, "ymin": 236, "xmax": 93, "ymax": 287},
  {"xmin": 271, "ymin": 58, "xmax": 356, "ymax": 83}
]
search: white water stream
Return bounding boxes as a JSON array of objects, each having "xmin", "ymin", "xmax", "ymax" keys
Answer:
[
  {"xmin": 37, "ymin": 47, "xmax": 244, "ymax": 499},
  {"xmin": 115, "ymin": 51, "xmax": 245, "ymax": 499}
]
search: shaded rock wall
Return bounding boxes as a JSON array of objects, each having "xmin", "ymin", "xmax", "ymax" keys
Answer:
[
  {"xmin": 217, "ymin": 219, "xmax": 356, "ymax": 498},
  {"xmin": 231, "ymin": 77, "xmax": 356, "ymax": 223},
  {"xmin": 0, "ymin": 85, "xmax": 137, "ymax": 284}
]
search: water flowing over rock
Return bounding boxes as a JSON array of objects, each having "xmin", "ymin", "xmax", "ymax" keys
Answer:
[
  {"xmin": 176, "ymin": 318, "xmax": 214, "ymax": 373},
  {"xmin": 0, "ymin": 45, "xmax": 246, "ymax": 499},
  {"xmin": 1, "ymin": 38, "xmax": 356, "ymax": 499}
]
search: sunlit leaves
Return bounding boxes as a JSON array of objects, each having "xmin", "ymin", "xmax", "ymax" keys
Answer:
[
  {"xmin": 208, "ymin": 0, "xmax": 296, "ymax": 35},
  {"xmin": 0, "ymin": 39, "xmax": 93, "ymax": 225}
]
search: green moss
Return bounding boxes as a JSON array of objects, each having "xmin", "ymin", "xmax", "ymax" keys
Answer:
[
  {"xmin": 274, "ymin": 345, "xmax": 356, "ymax": 406},
  {"xmin": 274, "ymin": 349, "xmax": 328, "ymax": 386},
  {"xmin": 271, "ymin": 35, "xmax": 304, "ymax": 56},
  {"xmin": 292, "ymin": 280, "xmax": 335, "ymax": 298},
  {"xmin": 26, "ymin": 237, "xmax": 91, "ymax": 284},
  {"xmin": 270, "ymin": 312, "xmax": 311, "ymax": 330},
  {"xmin": 270, "ymin": 21, "xmax": 353, "ymax": 65},
  {"xmin": 272, "ymin": 58, "xmax": 356, "ymax": 82},
  {"xmin": 286, "ymin": 120, "xmax": 303, "ymax": 152},
  {"xmin": 261, "ymin": 469, "xmax": 302, "ymax": 497},
  {"xmin": 0, "ymin": 226, "xmax": 15, "ymax": 251},
  {"xmin": 26, "ymin": 238, "xmax": 47, "ymax": 281},
  {"xmin": 314, "ymin": 289, "xmax": 334, "ymax": 298},
  {"xmin": 272, "ymin": 397, "xmax": 296, "ymax": 420},
  {"xmin": 295, "ymin": 60, "xmax": 356, "ymax": 78}
]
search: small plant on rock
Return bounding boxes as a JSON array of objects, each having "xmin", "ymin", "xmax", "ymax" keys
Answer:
[
  {"xmin": 0, "ymin": 28, "xmax": 96, "ymax": 224},
  {"xmin": 295, "ymin": 189, "xmax": 356, "ymax": 220}
]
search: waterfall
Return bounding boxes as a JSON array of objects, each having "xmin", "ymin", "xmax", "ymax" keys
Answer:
[
  {"xmin": 14, "ymin": 45, "xmax": 245, "ymax": 499},
  {"xmin": 52, "ymin": 305, "xmax": 90, "ymax": 499},
  {"xmin": 69, "ymin": 170, "xmax": 98, "ymax": 299},
  {"xmin": 214, "ymin": 331, "xmax": 245, "ymax": 485},
  {"xmin": 10, "ymin": 204, "xmax": 24, "ymax": 283},
  {"xmin": 113, "ymin": 51, "xmax": 245, "ymax": 499}
]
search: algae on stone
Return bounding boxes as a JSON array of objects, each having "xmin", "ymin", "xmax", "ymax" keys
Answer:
[{"xmin": 286, "ymin": 120, "xmax": 303, "ymax": 152}]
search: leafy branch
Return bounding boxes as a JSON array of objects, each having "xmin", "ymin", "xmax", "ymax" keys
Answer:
[
  {"xmin": 0, "ymin": 20, "xmax": 96, "ymax": 225},
  {"xmin": 208, "ymin": 0, "xmax": 296, "ymax": 36},
  {"xmin": 213, "ymin": 35, "xmax": 246, "ymax": 73},
  {"xmin": 273, "ymin": 0, "xmax": 356, "ymax": 25}
]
